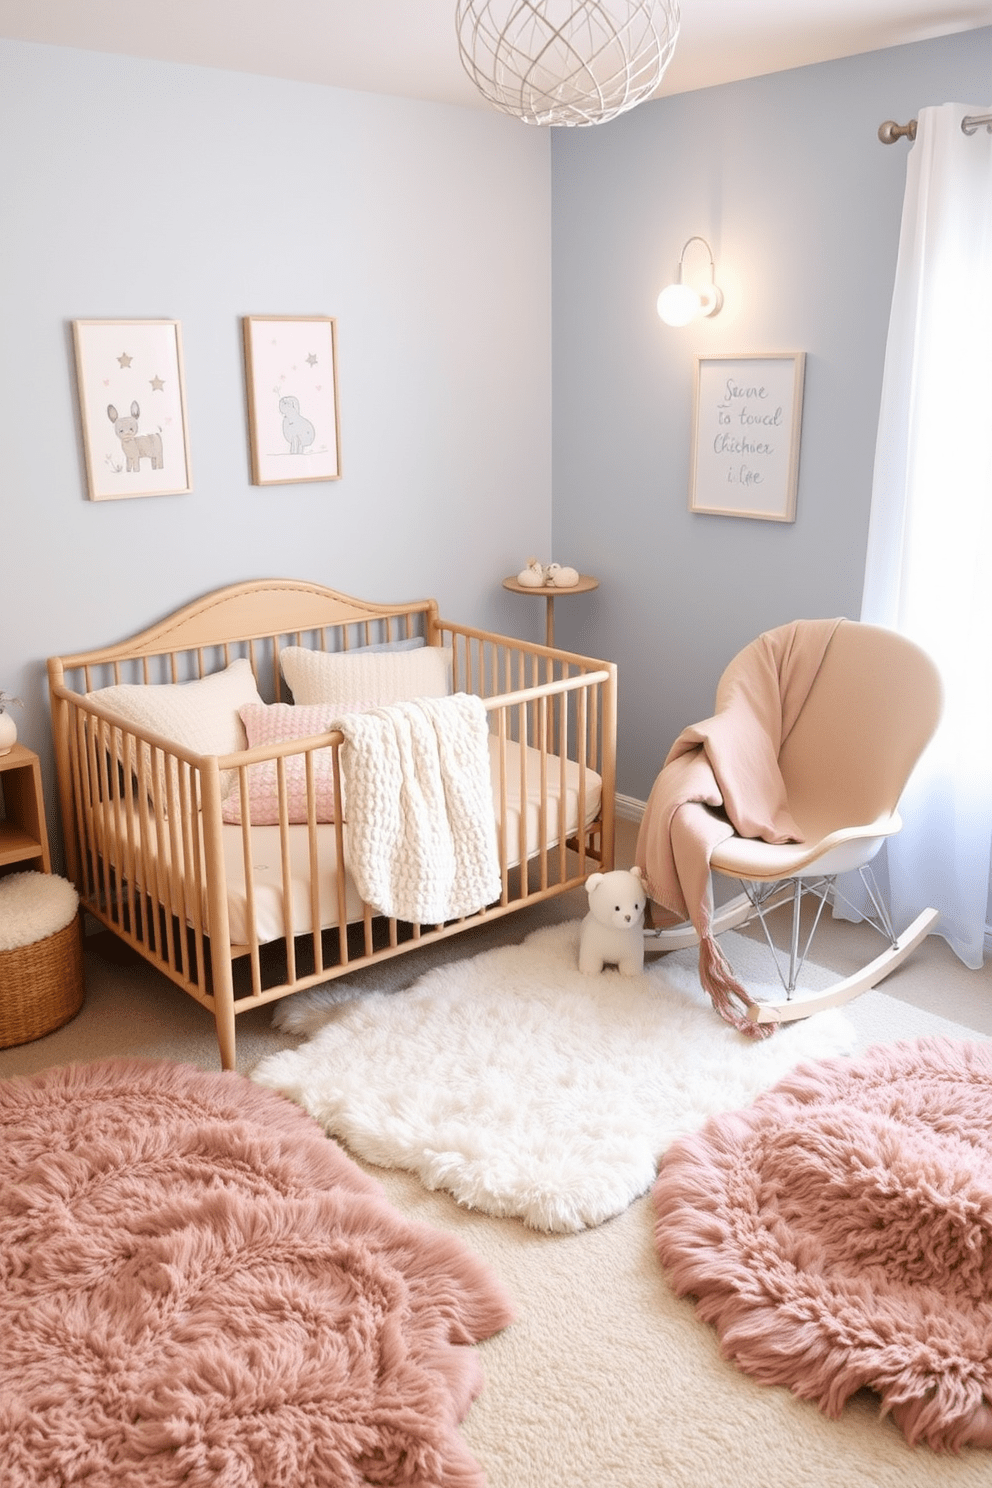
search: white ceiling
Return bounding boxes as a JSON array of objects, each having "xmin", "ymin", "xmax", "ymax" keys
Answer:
[{"xmin": 1, "ymin": 0, "xmax": 990, "ymax": 110}]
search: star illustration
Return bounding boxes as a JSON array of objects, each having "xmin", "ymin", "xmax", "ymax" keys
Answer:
[
  {"xmin": 117, "ymin": 352, "xmax": 132, "ymax": 367},
  {"xmin": 306, "ymin": 353, "xmax": 318, "ymax": 366},
  {"xmin": 150, "ymin": 375, "xmax": 165, "ymax": 392}
]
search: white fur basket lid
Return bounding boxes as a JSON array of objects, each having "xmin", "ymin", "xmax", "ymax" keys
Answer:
[
  {"xmin": 0, "ymin": 871, "xmax": 85, "ymax": 1049},
  {"xmin": 0, "ymin": 871, "xmax": 79, "ymax": 952}
]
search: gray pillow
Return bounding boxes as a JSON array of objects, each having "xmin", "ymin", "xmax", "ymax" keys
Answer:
[{"xmin": 351, "ymin": 637, "xmax": 425, "ymax": 653}]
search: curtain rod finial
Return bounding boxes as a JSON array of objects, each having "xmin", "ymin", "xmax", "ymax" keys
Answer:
[{"xmin": 879, "ymin": 119, "xmax": 917, "ymax": 144}]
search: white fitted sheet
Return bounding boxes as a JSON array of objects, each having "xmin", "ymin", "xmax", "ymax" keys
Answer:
[{"xmin": 102, "ymin": 737, "xmax": 602, "ymax": 946}]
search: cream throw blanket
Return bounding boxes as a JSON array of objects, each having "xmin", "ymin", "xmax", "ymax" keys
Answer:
[
  {"xmin": 635, "ymin": 619, "xmax": 843, "ymax": 1038},
  {"xmin": 336, "ymin": 693, "xmax": 502, "ymax": 925}
]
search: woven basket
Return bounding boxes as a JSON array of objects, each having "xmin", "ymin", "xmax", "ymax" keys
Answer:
[{"xmin": 0, "ymin": 906, "xmax": 85, "ymax": 1049}]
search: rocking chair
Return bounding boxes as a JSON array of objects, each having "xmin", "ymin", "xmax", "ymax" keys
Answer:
[{"xmin": 643, "ymin": 620, "xmax": 943, "ymax": 1025}]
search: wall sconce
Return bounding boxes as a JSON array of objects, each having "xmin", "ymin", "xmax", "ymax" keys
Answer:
[{"xmin": 656, "ymin": 236, "xmax": 724, "ymax": 326}]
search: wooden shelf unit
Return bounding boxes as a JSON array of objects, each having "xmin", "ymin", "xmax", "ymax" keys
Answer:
[{"xmin": 0, "ymin": 744, "xmax": 52, "ymax": 875}]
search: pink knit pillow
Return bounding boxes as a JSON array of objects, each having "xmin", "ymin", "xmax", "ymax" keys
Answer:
[{"xmin": 222, "ymin": 703, "xmax": 367, "ymax": 826}]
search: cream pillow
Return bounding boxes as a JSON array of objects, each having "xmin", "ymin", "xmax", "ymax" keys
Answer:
[
  {"xmin": 280, "ymin": 645, "xmax": 452, "ymax": 709},
  {"xmin": 86, "ymin": 658, "xmax": 263, "ymax": 804}
]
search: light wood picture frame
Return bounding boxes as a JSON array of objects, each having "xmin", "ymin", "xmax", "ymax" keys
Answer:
[
  {"xmin": 72, "ymin": 319, "xmax": 192, "ymax": 501},
  {"xmin": 243, "ymin": 316, "xmax": 341, "ymax": 485},
  {"xmin": 689, "ymin": 352, "xmax": 806, "ymax": 522}
]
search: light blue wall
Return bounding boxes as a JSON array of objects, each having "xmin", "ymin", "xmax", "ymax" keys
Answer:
[
  {"xmin": 5, "ymin": 29, "xmax": 992, "ymax": 847},
  {"xmin": 550, "ymin": 29, "xmax": 992, "ymax": 802},
  {"xmin": 0, "ymin": 40, "xmax": 551, "ymax": 795}
]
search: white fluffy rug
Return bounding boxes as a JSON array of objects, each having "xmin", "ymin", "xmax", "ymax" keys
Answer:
[{"xmin": 251, "ymin": 921, "xmax": 857, "ymax": 1232}]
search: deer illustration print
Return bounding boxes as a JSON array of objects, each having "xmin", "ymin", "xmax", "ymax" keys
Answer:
[{"xmin": 107, "ymin": 401, "xmax": 164, "ymax": 472}]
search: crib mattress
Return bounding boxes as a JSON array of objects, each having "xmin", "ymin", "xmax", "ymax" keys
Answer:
[{"xmin": 99, "ymin": 738, "xmax": 602, "ymax": 947}]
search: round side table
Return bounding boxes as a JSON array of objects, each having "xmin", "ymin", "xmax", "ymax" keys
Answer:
[{"xmin": 502, "ymin": 574, "xmax": 599, "ymax": 648}]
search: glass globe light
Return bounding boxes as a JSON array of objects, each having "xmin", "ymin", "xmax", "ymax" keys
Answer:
[{"xmin": 656, "ymin": 282, "xmax": 701, "ymax": 327}]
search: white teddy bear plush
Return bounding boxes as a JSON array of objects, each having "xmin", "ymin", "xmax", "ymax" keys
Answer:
[{"xmin": 578, "ymin": 867, "xmax": 646, "ymax": 976}]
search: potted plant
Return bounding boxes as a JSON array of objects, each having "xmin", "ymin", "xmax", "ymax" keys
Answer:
[{"xmin": 0, "ymin": 691, "xmax": 23, "ymax": 755}]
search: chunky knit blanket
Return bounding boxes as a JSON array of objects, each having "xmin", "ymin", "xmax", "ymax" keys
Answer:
[
  {"xmin": 636, "ymin": 618, "xmax": 842, "ymax": 1038},
  {"xmin": 336, "ymin": 693, "xmax": 502, "ymax": 925}
]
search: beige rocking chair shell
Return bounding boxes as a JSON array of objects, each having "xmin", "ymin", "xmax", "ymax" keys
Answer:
[{"xmin": 645, "ymin": 620, "xmax": 943, "ymax": 1024}]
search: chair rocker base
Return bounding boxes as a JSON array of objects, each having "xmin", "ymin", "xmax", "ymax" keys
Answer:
[
  {"xmin": 745, "ymin": 906, "xmax": 939, "ymax": 1022},
  {"xmin": 644, "ymin": 886, "xmax": 940, "ymax": 1024}
]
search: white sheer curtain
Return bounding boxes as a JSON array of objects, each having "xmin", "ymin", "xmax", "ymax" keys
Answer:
[{"xmin": 859, "ymin": 102, "xmax": 992, "ymax": 968}]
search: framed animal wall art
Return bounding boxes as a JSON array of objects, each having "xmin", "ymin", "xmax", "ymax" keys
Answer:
[
  {"xmin": 72, "ymin": 319, "xmax": 193, "ymax": 501},
  {"xmin": 243, "ymin": 315, "xmax": 341, "ymax": 486}
]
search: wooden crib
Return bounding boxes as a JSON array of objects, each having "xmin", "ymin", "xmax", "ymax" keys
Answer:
[{"xmin": 48, "ymin": 578, "xmax": 616, "ymax": 1069}]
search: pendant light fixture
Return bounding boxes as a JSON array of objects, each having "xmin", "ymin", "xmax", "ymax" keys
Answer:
[{"xmin": 455, "ymin": 0, "xmax": 681, "ymax": 128}]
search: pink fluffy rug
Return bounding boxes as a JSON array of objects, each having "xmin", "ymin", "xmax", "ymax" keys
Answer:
[
  {"xmin": 0, "ymin": 1059, "xmax": 513, "ymax": 1486},
  {"xmin": 653, "ymin": 1036, "xmax": 992, "ymax": 1453}
]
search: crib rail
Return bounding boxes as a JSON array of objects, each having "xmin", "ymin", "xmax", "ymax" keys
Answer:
[
  {"xmin": 49, "ymin": 597, "xmax": 435, "ymax": 699},
  {"xmin": 48, "ymin": 585, "xmax": 616, "ymax": 1070}
]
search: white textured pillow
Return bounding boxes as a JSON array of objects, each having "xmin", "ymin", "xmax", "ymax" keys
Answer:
[
  {"xmin": 281, "ymin": 645, "xmax": 452, "ymax": 709},
  {"xmin": 86, "ymin": 658, "xmax": 263, "ymax": 804}
]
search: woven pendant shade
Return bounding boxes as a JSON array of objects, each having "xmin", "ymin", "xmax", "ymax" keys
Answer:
[{"xmin": 456, "ymin": 0, "xmax": 680, "ymax": 127}]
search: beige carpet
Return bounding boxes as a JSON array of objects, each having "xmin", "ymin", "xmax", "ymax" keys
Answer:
[{"xmin": 2, "ymin": 888, "xmax": 991, "ymax": 1486}]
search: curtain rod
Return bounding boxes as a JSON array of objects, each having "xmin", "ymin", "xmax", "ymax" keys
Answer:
[{"xmin": 879, "ymin": 112, "xmax": 992, "ymax": 143}]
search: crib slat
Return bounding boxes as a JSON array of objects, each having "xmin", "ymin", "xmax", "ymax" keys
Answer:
[{"xmin": 303, "ymin": 751, "xmax": 324, "ymax": 978}]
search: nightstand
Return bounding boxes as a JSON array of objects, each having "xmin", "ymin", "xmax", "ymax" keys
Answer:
[{"xmin": 0, "ymin": 744, "xmax": 52, "ymax": 876}]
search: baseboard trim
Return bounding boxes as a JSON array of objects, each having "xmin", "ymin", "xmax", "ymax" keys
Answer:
[{"xmin": 615, "ymin": 793, "xmax": 646, "ymax": 824}]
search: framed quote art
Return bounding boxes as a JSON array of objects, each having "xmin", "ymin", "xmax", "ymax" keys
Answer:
[
  {"xmin": 689, "ymin": 352, "xmax": 806, "ymax": 522},
  {"xmin": 72, "ymin": 319, "xmax": 192, "ymax": 501},
  {"xmin": 243, "ymin": 316, "xmax": 341, "ymax": 486}
]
